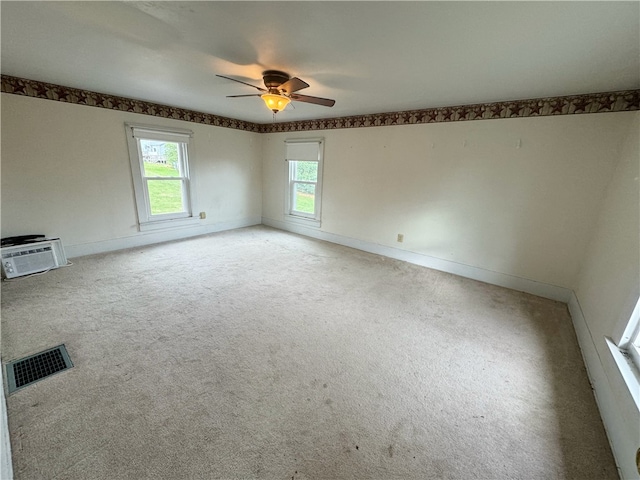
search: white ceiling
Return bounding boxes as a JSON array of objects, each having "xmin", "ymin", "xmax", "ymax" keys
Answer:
[{"xmin": 1, "ymin": 1, "xmax": 638, "ymax": 123}]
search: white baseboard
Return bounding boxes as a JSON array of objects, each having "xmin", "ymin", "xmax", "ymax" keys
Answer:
[
  {"xmin": 568, "ymin": 292, "xmax": 638, "ymax": 479},
  {"xmin": 262, "ymin": 217, "xmax": 572, "ymax": 303},
  {"xmin": 65, "ymin": 216, "xmax": 261, "ymax": 258},
  {"xmin": 1, "ymin": 368, "xmax": 13, "ymax": 480}
]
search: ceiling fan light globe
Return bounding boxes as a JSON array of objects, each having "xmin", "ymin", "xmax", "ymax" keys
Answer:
[{"xmin": 261, "ymin": 93, "xmax": 290, "ymax": 113}]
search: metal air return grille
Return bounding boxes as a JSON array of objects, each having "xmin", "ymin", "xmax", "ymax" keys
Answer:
[{"xmin": 5, "ymin": 345, "xmax": 73, "ymax": 393}]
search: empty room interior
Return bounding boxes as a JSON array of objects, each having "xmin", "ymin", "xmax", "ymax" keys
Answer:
[{"xmin": 1, "ymin": 2, "xmax": 639, "ymax": 479}]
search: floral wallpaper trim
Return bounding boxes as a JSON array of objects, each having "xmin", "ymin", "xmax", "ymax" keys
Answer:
[{"xmin": 2, "ymin": 75, "xmax": 638, "ymax": 134}]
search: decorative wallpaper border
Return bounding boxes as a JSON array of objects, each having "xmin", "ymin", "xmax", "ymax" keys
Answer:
[
  {"xmin": 2, "ymin": 74, "xmax": 638, "ymax": 134},
  {"xmin": 262, "ymin": 90, "xmax": 640, "ymax": 133},
  {"xmin": 0, "ymin": 75, "xmax": 261, "ymax": 133}
]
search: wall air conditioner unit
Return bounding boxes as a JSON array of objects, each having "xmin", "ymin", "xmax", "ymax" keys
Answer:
[{"xmin": 1, "ymin": 238, "xmax": 67, "ymax": 279}]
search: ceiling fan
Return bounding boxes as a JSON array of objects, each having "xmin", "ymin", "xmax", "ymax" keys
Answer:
[{"xmin": 216, "ymin": 70, "xmax": 335, "ymax": 114}]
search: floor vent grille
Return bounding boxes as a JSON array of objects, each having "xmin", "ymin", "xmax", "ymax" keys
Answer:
[{"xmin": 5, "ymin": 345, "xmax": 73, "ymax": 393}]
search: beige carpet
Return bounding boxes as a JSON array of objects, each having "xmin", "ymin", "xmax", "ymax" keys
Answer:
[{"xmin": 1, "ymin": 226, "xmax": 616, "ymax": 479}]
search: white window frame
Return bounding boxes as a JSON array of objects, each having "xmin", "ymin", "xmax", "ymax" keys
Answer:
[
  {"xmin": 607, "ymin": 296, "xmax": 640, "ymax": 411},
  {"xmin": 284, "ymin": 138, "xmax": 324, "ymax": 227},
  {"xmin": 626, "ymin": 299, "xmax": 640, "ymax": 369},
  {"xmin": 125, "ymin": 123, "xmax": 199, "ymax": 231}
]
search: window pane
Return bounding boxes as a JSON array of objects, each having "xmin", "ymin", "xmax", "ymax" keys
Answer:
[
  {"xmin": 141, "ymin": 140, "xmax": 181, "ymax": 177},
  {"xmin": 293, "ymin": 183, "xmax": 315, "ymax": 214},
  {"xmin": 293, "ymin": 161, "xmax": 318, "ymax": 182},
  {"xmin": 147, "ymin": 179, "xmax": 185, "ymax": 215}
]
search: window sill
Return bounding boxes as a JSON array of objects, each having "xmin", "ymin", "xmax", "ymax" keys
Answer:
[
  {"xmin": 284, "ymin": 214, "xmax": 321, "ymax": 228},
  {"xmin": 139, "ymin": 216, "xmax": 201, "ymax": 232},
  {"xmin": 605, "ymin": 337, "xmax": 640, "ymax": 413}
]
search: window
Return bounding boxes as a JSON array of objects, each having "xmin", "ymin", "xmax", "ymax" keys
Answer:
[
  {"xmin": 621, "ymin": 298, "xmax": 640, "ymax": 370},
  {"xmin": 285, "ymin": 139, "xmax": 324, "ymax": 226},
  {"xmin": 126, "ymin": 124, "xmax": 198, "ymax": 231},
  {"xmin": 607, "ymin": 296, "xmax": 640, "ymax": 410}
]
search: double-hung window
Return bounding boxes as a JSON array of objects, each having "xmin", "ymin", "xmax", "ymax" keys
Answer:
[
  {"xmin": 285, "ymin": 139, "xmax": 324, "ymax": 227},
  {"xmin": 126, "ymin": 124, "xmax": 198, "ymax": 231}
]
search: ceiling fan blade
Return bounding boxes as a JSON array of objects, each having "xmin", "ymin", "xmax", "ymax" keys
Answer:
[
  {"xmin": 226, "ymin": 94, "xmax": 263, "ymax": 98},
  {"xmin": 278, "ymin": 77, "xmax": 309, "ymax": 95},
  {"xmin": 216, "ymin": 74, "xmax": 266, "ymax": 92},
  {"xmin": 290, "ymin": 93, "xmax": 335, "ymax": 107}
]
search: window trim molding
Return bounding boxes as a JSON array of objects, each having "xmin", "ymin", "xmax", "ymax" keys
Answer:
[
  {"xmin": 615, "ymin": 296, "xmax": 640, "ymax": 347},
  {"xmin": 607, "ymin": 296, "xmax": 640, "ymax": 412},
  {"xmin": 617, "ymin": 297, "xmax": 640, "ymax": 368},
  {"xmin": 284, "ymin": 138, "xmax": 324, "ymax": 228},
  {"xmin": 125, "ymin": 123, "xmax": 198, "ymax": 231},
  {"xmin": 606, "ymin": 337, "xmax": 640, "ymax": 412}
]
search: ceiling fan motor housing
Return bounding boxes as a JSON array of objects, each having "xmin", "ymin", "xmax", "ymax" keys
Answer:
[{"xmin": 263, "ymin": 70, "xmax": 290, "ymax": 89}]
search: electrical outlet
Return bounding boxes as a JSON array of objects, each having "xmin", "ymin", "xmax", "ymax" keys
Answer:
[
  {"xmin": 397, "ymin": 234, "xmax": 404, "ymax": 243},
  {"xmin": 199, "ymin": 212, "xmax": 206, "ymax": 219}
]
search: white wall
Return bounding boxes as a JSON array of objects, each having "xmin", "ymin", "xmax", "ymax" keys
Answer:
[
  {"xmin": 572, "ymin": 112, "xmax": 639, "ymax": 479},
  {"xmin": 2, "ymin": 92, "xmax": 631, "ymax": 288},
  {"xmin": 1, "ymin": 94, "xmax": 263, "ymax": 256},
  {"xmin": 263, "ymin": 112, "xmax": 635, "ymax": 290}
]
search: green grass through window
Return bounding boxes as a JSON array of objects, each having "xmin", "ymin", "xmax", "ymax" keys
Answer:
[
  {"xmin": 144, "ymin": 162, "xmax": 180, "ymax": 177},
  {"xmin": 294, "ymin": 192, "xmax": 315, "ymax": 214},
  {"xmin": 144, "ymin": 162, "xmax": 184, "ymax": 214}
]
